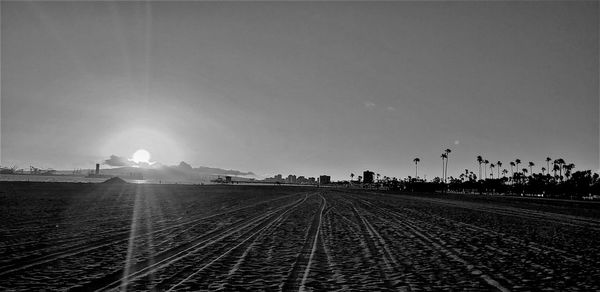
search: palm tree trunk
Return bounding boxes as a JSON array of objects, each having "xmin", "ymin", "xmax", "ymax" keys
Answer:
[
  {"xmin": 445, "ymin": 158, "xmax": 449, "ymax": 183},
  {"xmin": 557, "ymin": 165, "xmax": 561, "ymax": 181},
  {"xmin": 443, "ymin": 159, "xmax": 446, "ymax": 183}
]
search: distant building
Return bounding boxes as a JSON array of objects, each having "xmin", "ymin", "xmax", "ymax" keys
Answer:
[
  {"xmin": 308, "ymin": 177, "xmax": 316, "ymax": 184},
  {"xmin": 265, "ymin": 174, "xmax": 285, "ymax": 183},
  {"xmin": 286, "ymin": 175, "xmax": 297, "ymax": 184},
  {"xmin": 95, "ymin": 164, "xmax": 100, "ymax": 175},
  {"xmin": 225, "ymin": 176, "xmax": 232, "ymax": 183},
  {"xmin": 363, "ymin": 170, "xmax": 374, "ymax": 184},
  {"xmin": 319, "ymin": 175, "xmax": 331, "ymax": 185}
]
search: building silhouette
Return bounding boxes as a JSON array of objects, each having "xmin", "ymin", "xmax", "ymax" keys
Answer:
[
  {"xmin": 319, "ymin": 175, "xmax": 331, "ymax": 185},
  {"xmin": 363, "ymin": 170, "xmax": 374, "ymax": 184},
  {"xmin": 286, "ymin": 175, "xmax": 297, "ymax": 184}
]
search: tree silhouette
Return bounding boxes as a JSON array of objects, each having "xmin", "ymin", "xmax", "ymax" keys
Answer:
[
  {"xmin": 477, "ymin": 155, "xmax": 483, "ymax": 180},
  {"xmin": 564, "ymin": 162, "xmax": 575, "ymax": 180},
  {"xmin": 546, "ymin": 157, "xmax": 552, "ymax": 177},
  {"xmin": 441, "ymin": 153, "xmax": 448, "ymax": 183},
  {"xmin": 444, "ymin": 149, "xmax": 451, "ymax": 183},
  {"xmin": 528, "ymin": 162, "xmax": 534, "ymax": 176},
  {"xmin": 497, "ymin": 161, "xmax": 502, "ymax": 179},
  {"xmin": 541, "ymin": 167, "xmax": 546, "ymax": 176},
  {"xmin": 490, "ymin": 163, "xmax": 495, "ymax": 179},
  {"xmin": 553, "ymin": 162, "xmax": 560, "ymax": 178},
  {"xmin": 350, "ymin": 173, "xmax": 354, "ymax": 183},
  {"xmin": 484, "ymin": 160, "xmax": 489, "ymax": 179},
  {"xmin": 413, "ymin": 158, "xmax": 420, "ymax": 178},
  {"xmin": 555, "ymin": 158, "xmax": 565, "ymax": 181},
  {"xmin": 515, "ymin": 159, "xmax": 521, "ymax": 176},
  {"xmin": 502, "ymin": 169, "xmax": 508, "ymax": 178},
  {"xmin": 510, "ymin": 161, "xmax": 515, "ymax": 177}
]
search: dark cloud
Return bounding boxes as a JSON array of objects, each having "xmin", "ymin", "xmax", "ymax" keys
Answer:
[
  {"xmin": 172, "ymin": 161, "xmax": 255, "ymax": 176},
  {"xmin": 194, "ymin": 166, "xmax": 255, "ymax": 176},
  {"xmin": 101, "ymin": 156, "xmax": 255, "ymax": 177},
  {"xmin": 104, "ymin": 155, "xmax": 133, "ymax": 167}
]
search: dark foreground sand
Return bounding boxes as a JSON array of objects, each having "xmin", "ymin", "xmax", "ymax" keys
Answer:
[{"xmin": 1, "ymin": 182, "xmax": 600, "ymax": 291}]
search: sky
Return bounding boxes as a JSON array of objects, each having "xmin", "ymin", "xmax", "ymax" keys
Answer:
[{"xmin": 1, "ymin": 1, "xmax": 598, "ymax": 180}]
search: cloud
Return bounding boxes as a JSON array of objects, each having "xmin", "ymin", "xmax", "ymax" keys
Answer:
[
  {"xmin": 193, "ymin": 166, "xmax": 255, "ymax": 176},
  {"xmin": 386, "ymin": 106, "xmax": 396, "ymax": 111},
  {"xmin": 177, "ymin": 161, "xmax": 193, "ymax": 170},
  {"xmin": 102, "ymin": 155, "xmax": 255, "ymax": 177},
  {"xmin": 104, "ymin": 155, "xmax": 133, "ymax": 167},
  {"xmin": 364, "ymin": 101, "xmax": 376, "ymax": 108},
  {"xmin": 169, "ymin": 161, "xmax": 255, "ymax": 176}
]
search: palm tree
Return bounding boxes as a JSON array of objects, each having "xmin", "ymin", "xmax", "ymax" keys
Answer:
[
  {"xmin": 444, "ymin": 149, "xmax": 451, "ymax": 183},
  {"xmin": 477, "ymin": 156, "xmax": 483, "ymax": 180},
  {"xmin": 528, "ymin": 162, "xmax": 534, "ymax": 176},
  {"xmin": 541, "ymin": 167, "xmax": 546, "ymax": 176},
  {"xmin": 553, "ymin": 163, "xmax": 560, "ymax": 178},
  {"xmin": 484, "ymin": 160, "xmax": 489, "ymax": 179},
  {"xmin": 510, "ymin": 161, "xmax": 515, "ymax": 177},
  {"xmin": 496, "ymin": 161, "xmax": 502, "ymax": 179},
  {"xmin": 489, "ymin": 163, "xmax": 495, "ymax": 178},
  {"xmin": 555, "ymin": 158, "xmax": 565, "ymax": 181},
  {"xmin": 502, "ymin": 169, "xmax": 508, "ymax": 178},
  {"xmin": 441, "ymin": 153, "xmax": 448, "ymax": 183},
  {"xmin": 413, "ymin": 158, "xmax": 420, "ymax": 178},
  {"xmin": 522, "ymin": 168, "xmax": 528, "ymax": 181},
  {"xmin": 350, "ymin": 173, "xmax": 355, "ymax": 183},
  {"xmin": 546, "ymin": 157, "xmax": 552, "ymax": 177},
  {"xmin": 515, "ymin": 159, "xmax": 521, "ymax": 175},
  {"xmin": 377, "ymin": 173, "xmax": 381, "ymax": 182},
  {"xmin": 564, "ymin": 163, "xmax": 575, "ymax": 180}
]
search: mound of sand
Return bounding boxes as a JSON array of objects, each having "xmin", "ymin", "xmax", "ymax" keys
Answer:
[{"xmin": 102, "ymin": 177, "xmax": 128, "ymax": 184}]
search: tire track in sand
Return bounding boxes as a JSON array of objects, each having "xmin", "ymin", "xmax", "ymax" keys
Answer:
[
  {"xmin": 79, "ymin": 193, "xmax": 310, "ymax": 291},
  {"xmin": 357, "ymin": 198, "xmax": 511, "ymax": 292},
  {"xmin": 350, "ymin": 203, "xmax": 407, "ymax": 291},
  {"xmin": 161, "ymin": 193, "xmax": 313, "ymax": 291},
  {"xmin": 281, "ymin": 194, "xmax": 326, "ymax": 292},
  {"xmin": 0, "ymin": 193, "xmax": 299, "ymax": 278}
]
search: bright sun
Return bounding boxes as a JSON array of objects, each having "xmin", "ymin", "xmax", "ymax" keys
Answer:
[{"xmin": 131, "ymin": 149, "xmax": 151, "ymax": 164}]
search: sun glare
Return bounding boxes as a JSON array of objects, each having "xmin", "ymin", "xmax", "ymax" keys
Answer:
[{"xmin": 131, "ymin": 149, "xmax": 151, "ymax": 164}]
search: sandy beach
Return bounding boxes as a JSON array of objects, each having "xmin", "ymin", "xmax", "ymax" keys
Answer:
[{"xmin": 1, "ymin": 182, "xmax": 600, "ymax": 291}]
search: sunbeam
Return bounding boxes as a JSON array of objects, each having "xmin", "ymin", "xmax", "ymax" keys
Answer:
[
  {"xmin": 142, "ymin": 186, "xmax": 157, "ymax": 288},
  {"xmin": 121, "ymin": 186, "xmax": 143, "ymax": 290}
]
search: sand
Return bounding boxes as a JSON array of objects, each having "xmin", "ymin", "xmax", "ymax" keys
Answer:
[{"xmin": 1, "ymin": 182, "xmax": 600, "ymax": 291}]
